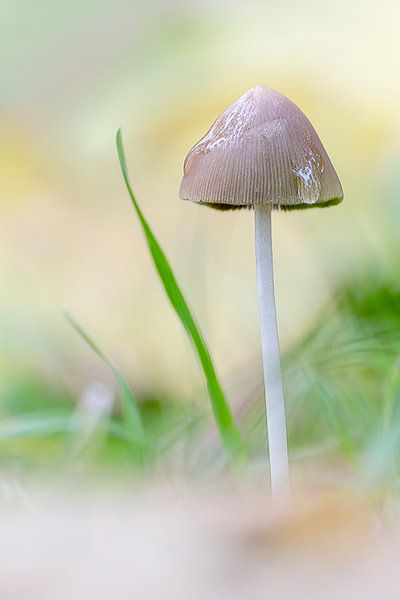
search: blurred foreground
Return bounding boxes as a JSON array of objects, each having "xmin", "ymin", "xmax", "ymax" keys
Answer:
[{"xmin": 0, "ymin": 486, "xmax": 398, "ymax": 599}]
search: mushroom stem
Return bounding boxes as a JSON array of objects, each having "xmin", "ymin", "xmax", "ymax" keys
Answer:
[{"xmin": 254, "ymin": 204, "xmax": 289, "ymax": 500}]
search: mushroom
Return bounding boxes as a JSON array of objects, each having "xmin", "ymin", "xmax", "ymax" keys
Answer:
[{"xmin": 179, "ymin": 85, "xmax": 343, "ymax": 498}]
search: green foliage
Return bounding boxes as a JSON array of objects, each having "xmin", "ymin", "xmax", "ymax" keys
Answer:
[
  {"xmin": 1, "ymin": 247, "xmax": 398, "ymax": 487},
  {"xmin": 65, "ymin": 314, "xmax": 144, "ymax": 444},
  {"xmin": 0, "ymin": 410, "xmax": 74, "ymax": 440},
  {"xmin": 65, "ymin": 315, "xmax": 202, "ymax": 469},
  {"xmin": 115, "ymin": 128, "xmax": 244, "ymax": 462},
  {"xmin": 0, "ymin": 135, "xmax": 397, "ymax": 488},
  {"xmin": 279, "ymin": 267, "xmax": 400, "ymax": 485}
]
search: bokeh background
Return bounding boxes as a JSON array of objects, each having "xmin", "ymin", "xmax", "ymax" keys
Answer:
[{"xmin": 0, "ymin": 0, "xmax": 399, "ymax": 480}]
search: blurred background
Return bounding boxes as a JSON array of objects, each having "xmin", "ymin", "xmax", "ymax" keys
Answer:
[{"xmin": 0, "ymin": 0, "xmax": 399, "ymax": 485}]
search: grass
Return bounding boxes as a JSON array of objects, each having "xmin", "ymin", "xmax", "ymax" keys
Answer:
[
  {"xmin": 0, "ymin": 136, "xmax": 398, "ymax": 490},
  {"xmin": 116, "ymin": 128, "xmax": 244, "ymax": 463},
  {"xmin": 0, "ymin": 253, "xmax": 398, "ymax": 487},
  {"xmin": 65, "ymin": 314, "xmax": 145, "ymax": 453},
  {"xmin": 2, "ymin": 261, "xmax": 397, "ymax": 483}
]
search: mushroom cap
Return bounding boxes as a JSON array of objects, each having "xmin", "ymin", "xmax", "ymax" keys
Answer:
[{"xmin": 179, "ymin": 86, "xmax": 343, "ymax": 210}]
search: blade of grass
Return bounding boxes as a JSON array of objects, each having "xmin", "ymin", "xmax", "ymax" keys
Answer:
[
  {"xmin": 65, "ymin": 313, "xmax": 144, "ymax": 445},
  {"xmin": 0, "ymin": 410, "xmax": 74, "ymax": 440},
  {"xmin": 116, "ymin": 128, "xmax": 244, "ymax": 461}
]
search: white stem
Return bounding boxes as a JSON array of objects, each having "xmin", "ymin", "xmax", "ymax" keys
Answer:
[{"xmin": 254, "ymin": 204, "xmax": 289, "ymax": 500}]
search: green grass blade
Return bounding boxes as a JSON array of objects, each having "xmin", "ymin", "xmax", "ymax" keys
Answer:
[
  {"xmin": 116, "ymin": 128, "xmax": 244, "ymax": 460},
  {"xmin": 65, "ymin": 313, "xmax": 144, "ymax": 442},
  {"xmin": 0, "ymin": 411, "xmax": 74, "ymax": 440}
]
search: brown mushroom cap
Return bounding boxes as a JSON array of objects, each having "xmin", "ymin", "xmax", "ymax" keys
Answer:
[{"xmin": 179, "ymin": 86, "xmax": 343, "ymax": 210}]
